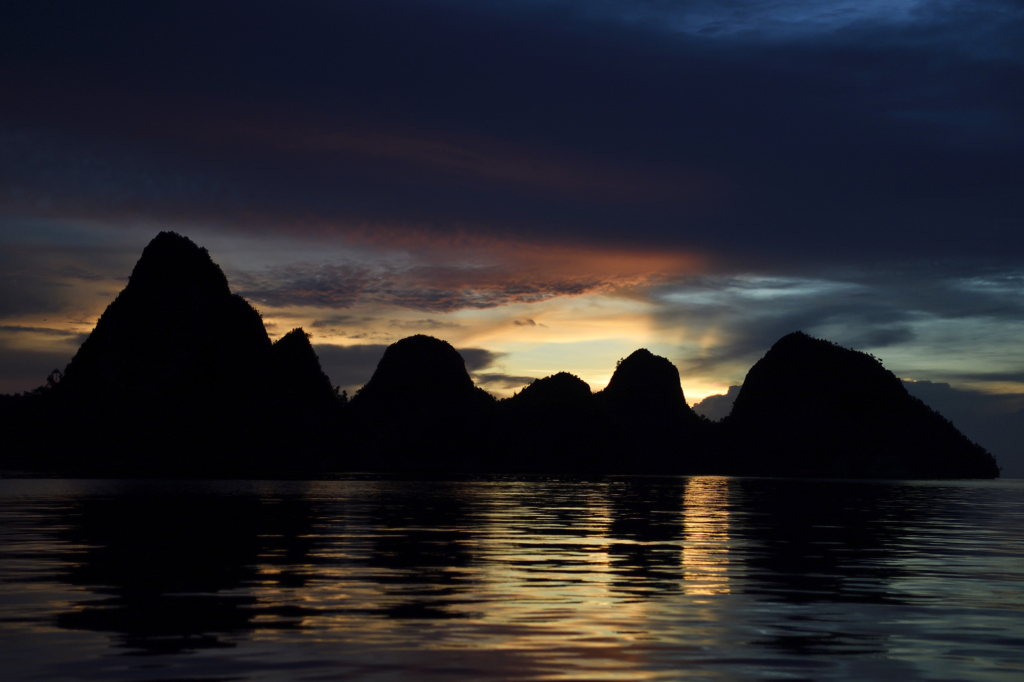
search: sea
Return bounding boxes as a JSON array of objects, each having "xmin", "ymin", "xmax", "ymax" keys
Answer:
[{"xmin": 1, "ymin": 476, "xmax": 1022, "ymax": 681}]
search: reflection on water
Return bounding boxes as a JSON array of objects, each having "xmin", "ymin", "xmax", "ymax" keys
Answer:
[
  {"xmin": 683, "ymin": 476, "xmax": 731, "ymax": 595},
  {"xmin": 55, "ymin": 492, "xmax": 317, "ymax": 654},
  {"xmin": 1, "ymin": 477, "xmax": 1023, "ymax": 681}
]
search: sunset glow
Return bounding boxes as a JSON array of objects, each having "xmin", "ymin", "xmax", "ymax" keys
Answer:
[{"xmin": 1, "ymin": 0, "xmax": 1022, "ymax": 472}]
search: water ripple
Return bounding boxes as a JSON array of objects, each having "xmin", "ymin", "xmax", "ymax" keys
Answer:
[{"xmin": 1, "ymin": 477, "xmax": 1022, "ymax": 681}]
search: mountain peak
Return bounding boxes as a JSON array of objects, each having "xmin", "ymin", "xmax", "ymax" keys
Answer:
[
  {"xmin": 271, "ymin": 328, "xmax": 335, "ymax": 404},
  {"xmin": 769, "ymin": 330, "xmax": 815, "ymax": 351},
  {"xmin": 354, "ymin": 335, "xmax": 476, "ymax": 404},
  {"xmin": 731, "ymin": 331, "xmax": 900, "ymax": 419},
  {"xmin": 126, "ymin": 231, "xmax": 231, "ymax": 300},
  {"xmin": 509, "ymin": 372, "xmax": 591, "ymax": 408},
  {"xmin": 61, "ymin": 231, "xmax": 268, "ymax": 398},
  {"xmin": 727, "ymin": 331, "xmax": 999, "ymax": 478},
  {"xmin": 604, "ymin": 348, "xmax": 688, "ymax": 409}
]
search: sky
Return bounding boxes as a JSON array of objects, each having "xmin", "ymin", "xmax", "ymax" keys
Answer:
[{"xmin": 1, "ymin": 1, "xmax": 1022, "ymax": 468}]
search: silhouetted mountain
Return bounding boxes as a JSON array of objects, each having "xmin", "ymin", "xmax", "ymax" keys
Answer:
[
  {"xmin": 352, "ymin": 335, "xmax": 484, "ymax": 407},
  {"xmin": 499, "ymin": 372, "xmax": 613, "ymax": 472},
  {"xmin": 509, "ymin": 371, "xmax": 592, "ymax": 408},
  {"xmin": 595, "ymin": 349, "xmax": 710, "ymax": 474},
  {"xmin": 61, "ymin": 231, "xmax": 270, "ymax": 403},
  {"xmin": 2, "ymin": 232, "xmax": 339, "ymax": 475},
  {"xmin": 603, "ymin": 349, "xmax": 690, "ymax": 413},
  {"xmin": 348, "ymin": 335, "xmax": 496, "ymax": 471},
  {"xmin": 265, "ymin": 328, "xmax": 340, "ymax": 467},
  {"xmin": 271, "ymin": 328, "xmax": 337, "ymax": 407},
  {"xmin": 724, "ymin": 332, "xmax": 1000, "ymax": 478},
  {"xmin": 0, "ymin": 235, "xmax": 1000, "ymax": 479}
]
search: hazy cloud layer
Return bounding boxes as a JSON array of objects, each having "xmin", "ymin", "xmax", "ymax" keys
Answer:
[
  {"xmin": 0, "ymin": 325, "xmax": 87, "ymax": 341},
  {"xmin": 233, "ymin": 262, "xmax": 608, "ymax": 313},
  {"xmin": 388, "ymin": 318, "xmax": 464, "ymax": 331},
  {"xmin": 312, "ymin": 344, "xmax": 389, "ymax": 394},
  {"xmin": 904, "ymin": 380, "xmax": 1024, "ymax": 477},
  {"xmin": 458, "ymin": 348, "xmax": 506, "ymax": 374},
  {"xmin": 0, "ymin": 346, "xmax": 74, "ymax": 394},
  {"xmin": 658, "ymin": 268, "xmax": 1024, "ymax": 387},
  {"xmin": 692, "ymin": 386, "xmax": 741, "ymax": 422}
]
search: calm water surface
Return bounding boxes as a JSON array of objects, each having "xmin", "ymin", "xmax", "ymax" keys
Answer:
[{"xmin": 1, "ymin": 477, "xmax": 1022, "ymax": 681}]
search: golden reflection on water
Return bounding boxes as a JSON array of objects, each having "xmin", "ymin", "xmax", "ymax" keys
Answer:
[
  {"xmin": 414, "ymin": 481, "xmax": 671, "ymax": 680},
  {"xmin": 682, "ymin": 477, "xmax": 731, "ymax": 596},
  {"xmin": 4, "ymin": 480, "xmax": 1024, "ymax": 681}
]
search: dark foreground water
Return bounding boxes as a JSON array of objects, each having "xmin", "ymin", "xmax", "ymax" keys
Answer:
[{"xmin": 1, "ymin": 477, "xmax": 1022, "ymax": 681}]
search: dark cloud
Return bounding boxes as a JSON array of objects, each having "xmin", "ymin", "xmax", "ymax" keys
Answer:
[
  {"xmin": 312, "ymin": 344, "xmax": 388, "ymax": 392},
  {"xmin": 0, "ymin": 226, "xmax": 145, "ymax": 323},
  {"xmin": 457, "ymin": 348, "xmax": 506, "ymax": 374},
  {"xmin": 0, "ymin": 266, "xmax": 73, "ymax": 318},
  {"xmin": 0, "ymin": 325, "xmax": 84, "ymax": 340},
  {"xmin": 313, "ymin": 343, "xmax": 508, "ymax": 392},
  {"xmin": 2, "ymin": 1, "xmax": 1023, "ymax": 405},
  {"xmin": 341, "ymin": 331, "xmax": 394, "ymax": 342},
  {"xmin": 840, "ymin": 326, "xmax": 916, "ymax": 350},
  {"xmin": 310, "ymin": 314, "xmax": 365, "ymax": 329},
  {"xmin": 458, "ymin": 347, "xmax": 535, "ymax": 392},
  {"xmin": 0, "ymin": 346, "xmax": 74, "ymax": 394},
  {"xmin": 904, "ymin": 380, "xmax": 1024, "ymax": 478},
  {"xmin": 306, "ymin": 314, "xmax": 380, "ymax": 339},
  {"xmin": 234, "ymin": 265, "xmax": 371, "ymax": 310},
  {"xmin": 942, "ymin": 372, "xmax": 1024, "ymax": 384},
  {"xmin": 1, "ymin": 1, "xmax": 1021, "ymax": 264},
  {"xmin": 513, "ymin": 319, "xmax": 536, "ymax": 326},
  {"xmin": 905, "ymin": 380, "xmax": 1024, "ymax": 417},
  {"xmin": 56, "ymin": 264, "xmax": 108, "ymax": 281},
  {"xmin": 388, "ymin": 318, "xmax": 463, "ymax": 330},
  {"xmin": 692, "ymin": 386, "xmax": 741, "ymax": 422},
  {"xmin": 661, "ymin": 281, "xmax": 913, "ymax": 381},
  {"xmin": 657, "ymin": 268, "xmax": 1024, "ymax": 384}
]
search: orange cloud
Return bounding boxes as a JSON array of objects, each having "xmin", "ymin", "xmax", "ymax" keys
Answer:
[{"xmin": 231, "ymin": 236, "xmax": 704, "ymax": 313}]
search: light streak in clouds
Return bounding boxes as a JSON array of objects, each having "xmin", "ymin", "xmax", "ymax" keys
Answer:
[
  {"xmin": 242, "ymin": 122, "xmax": 718, "ymax": 204},
  {"xmin": 234, "ymin": 261, "xmax": 601, "ymax": 312},
  {"xmin": 0, "ymin": 95, "xmax": 719, "ymax": 228},
  {"xmin": 229, "ymin": 238, "xmax": 703, "ymax": 314},
  {"xmin": 550, "ymin": 0, "xmax": 1012, "ymax": 42},
  {"xmin": 642, "ymin": 0, "xmax": 928, "ymax": 36},
  {"xmin": 651, "ymin": 270, "xmax": 1024, "ymax": 401}
]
